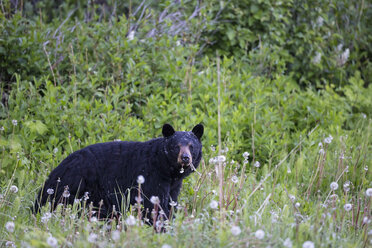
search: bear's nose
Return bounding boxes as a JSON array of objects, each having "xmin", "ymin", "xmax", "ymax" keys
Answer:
[{"xmin": 181, "ymin": 154, "xmax": 190, "ymax": 164}]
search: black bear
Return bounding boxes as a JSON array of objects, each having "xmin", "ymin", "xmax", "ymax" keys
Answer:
[{"xmin": 34, "ymin": 124, "xmax": 203, "ymax": 223}]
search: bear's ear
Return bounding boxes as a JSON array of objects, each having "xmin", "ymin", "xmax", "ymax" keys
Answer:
[
  {"xmin": 162, "ymin": 124, "xmax": 175, "ymax": 137},
  {"xmin": 192, "ymin": 124, "xmax": 204, "ymax": 140}
]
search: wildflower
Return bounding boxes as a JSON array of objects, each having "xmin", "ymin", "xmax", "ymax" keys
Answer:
[
  {"xmin": 137, "ymin": 175, "xmax": 145, "ymax": 184},
  {"xmin": 283, "ymin": 238, "xmax": 293, "ymax": 248},
  {"xmin": 254, "ymin": 161, "xmax": 261, "ymax": 168},
  {"xmin": 289, "ymin": 194, "xmax": 296, "ymax": 202},
  {"xmin": 111, "ymin": 230, "xmax": 120, "ymax": 241},
  {"xmin": 295, "ymin": 202, "xmax": 301, "ymax": 208},
  {"xmin": 127, "ymin": 31, "xmax": 135, "ymax": 41},
  {"xmin": 324, "ymin": 135, "xmax": 333, "ymax": 144},
  {"xmin": 162, "ymin": 244, "xmax": 172, "ymax": 248},
  {"xmin": 231, "ymin": 225, "xmax": 241, "ymax": 236},
  {"xmin": 125, "ymin": 215, "xmax": 136, "ymax": 226},
  {"xmin": 209, "ymin": 157, "xmax": 217, "ymax": 165},
  {"xmin": 46, "ymin": 188, "xmax": 54, "ymax": 195},
  {"xmin": 312, "ymin": 52, "xmax": 322, "ymax": 64},
  {"xmin": 87, "ymin": 233, "xmax": 98, "ymax": 243},
  {"xmin": 5, "ymin": 221, "xmax": 15, "ymax": 233},
  {"xmin": 217, "ymin": 155, "xmax": 226, "ymax": 163},
  {"xmin": 47, "ymin": 236, "xmax": 58, "ymax": 247},
  {"xmin": 302, "ymin": 241, "xmax": 315, "ymax": 248},
  {"xmin": 366, "ymin": 188, "xmax": 372, "ymax": 197},
  {"xmin": 53, "ymin": 148, "xmax": 58, "ymax": 154},
  {"xmin": 150, "ymin": 196, "xmax": 160, "ymax": 205},
  {"xmin": 41, "ymin": 213, "xmax": 52, "ymax": 223},
  {"xmin": 255, "ymin": 229, "xmax": 265, "ymax": 239},
  {"xmin": 169, "ymin": 201, "xmax": 177, "ymax": 207},
  {"xmin": 62, "ymin": 186, "xmax": 70, "ymax": 198},
  {"xmin": 9, "ymin": 185, "xmax": 18, "ymax": 193},
  {"xmin": 330, "ymin": 182, "xmax": 338, "ymax": 191},
  {"xmin": 12, "ymin": 120, "xmax": 17, "ymax": 126},
  {"xmin": 0, "ymin": 126, "xmax": 4, "ymax": 131},
  {"xmin": 83, "ymin": 192, "xmax": 89, "ymax": 201},
  {"xmin": 344, "ymin": 203, "xmax": 352, "ymax": 211},
  {"xmin": 209, "ymin": 200, "xmax": 218, "ymax": 209},
  {"xmin": 243, "ymin": 152, "xmax": 250, "ymax": 159},
  {"xmin": 343, "ymin": 181, "xmax": 350, "ymax": 192},
  {"xmin": 364, "ymin": 166, "xmax": 369, "ymax": 171},
  {"xmin": 231, "ymin": 175, "xmax": 239, "ymax": 184}
]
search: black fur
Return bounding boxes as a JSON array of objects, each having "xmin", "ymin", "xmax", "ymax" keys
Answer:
[{"xmin": 34, "ymin": 124, "xmax": 203, "ymax": 221}]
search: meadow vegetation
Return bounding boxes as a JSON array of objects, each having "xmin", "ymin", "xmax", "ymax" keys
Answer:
[{"xmin": 0, "ymin": 0, "xmax": 371, "ymax": 247}]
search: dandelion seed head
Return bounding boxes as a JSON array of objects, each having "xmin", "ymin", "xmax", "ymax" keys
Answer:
[
  {"xmin": 5, "ymin": 221, "xmax": 15, "ymax": 233},
  {"xmin": 47, "ymin": 236, "xmax": 58, "ymax": 247},
  {"xmin": 12, "ymin": 120, "xmax": 18, "ymax": 126},
  {"xmin": 289, "ymin": 194, "xmax": 296, "ymax": 202},
  {"xmin": 169, "ymin": 201, "xmax": 177, "ymax": 207},
  {"xmin": 125, "ymin": 215, "xmax": 136, "ymax": 226},
  {"xmin": 324, "ymin": 135, "xmax": 333, "ymax": 144},
  {"xmin": 254, "ymin": 161, "xmax": 261, "ymax": 168},
  {"xmin": 366, "ymin": 188, "xmax": 372, "ymax": 197},
  {"xmin": 344, "ymin": 203, "xmax": 352, "ymax": 211},
  {"xmin": 209, "ymin": 200, "xmax": 218, "ymax": 209},
  {"xmin": 137, "ymin": 175, "xmax": 145, "ymax": 184},
  {"xmin": 53, "ymin": 148, "xmax": 58, "ymax": 154},
  {"xmin": 295, "ymin": 202, "xmax": 300, "ymax": 208},
  {"xmin": 10, "ymin": 185, "xmax": 18, "ymax": 193},
  {"xmin": 150, "ymin": 196, "xmax": 160, "ymax": 205},
  {"xmin": 231, "ymin": 175, "xmax": 239, "ymax": 184},
  {"xmin": 343, "ymin": 181, "xmax": 350, "ymax": 192},
  {"xmin": 62, "ymin": 186, "xmax": 70, "ymax": 198},
  {"xmin": 87, "ymin": 233, "xmax": 98, "ymax": 243},
  {"xmin": 5, "ymin": 241, "xmax": 15, "ymax": 247},
  {"xmin": 83, "ymin": 192, "xmax": 89, "ymax": 201},
  {"xmin": 302, "ymin": 241, "xmax": 315, "ymax": 248},
  {"xmin": 231, "ymin": 225, "xmax": 241, "ymax": 236},
  {"xmin": 255, "ymin": 229, "xmax": 265, "ymax": 239},
  {"xmin": 330, "ymin": 182, "xmax": 338, "ymax": 191},
  {"xmin": 47, "ymin": 188, "xmax": 54, "ymax": 195},
  {"xmin": 283, "ymin": 238, "xmax": 293, "ymax": 248}
]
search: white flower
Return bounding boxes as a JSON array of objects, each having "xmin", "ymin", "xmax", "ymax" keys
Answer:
[
  {"xmin": 312, "ymin": 52, "xmax": 322, "ymax": 64},
  {"xmin": 344, "ymin": 203, "xmax": 352, "ymax": 211},
  {"xmin": 343, "ymin": 181, "xmax": 350, "ymax": 192},
  {"xmin": 12, "ymin": 120, "xmax": 18, "ymax": 126},
  {"xmin": 217, "ymin": 155, "xmax": 226, "ymax": 163},
  {"xmin": 162, "ymin": 244, "xmax": 172, "ymax": 248},
  {"xmin": 41, "ymin": 213, "xmax": 52, "ymax": 223},
  {"xmin": 47, "ymin": 236, "xmax": 58, "ymax": 247},
  {"xmin": 62, "ymin": 186, "xmax": 70, "ymax": 198},
  {"xmin": 330, "ymin": 182, "xmax": 338, "ymax": 191},
  {"xmin": 87, "ymin": 233, "xmax": 98, "ymax": 243},
  {"xmin": 254, "ymin": 161, "xmax": 261, "ymax": 168},
  {"xmin": 283, "ymin": 238, "xmax": 293, "ymax": 248},
  {"xmin": 243, "ymin": 152, "xmax": 250, "ymax": 159},
  {"xmin": 111, "ymin": 230, "xmax": 120, "ymax": 241},
  {"xmin": 231, "ymin": 175, "xmax": 239, "ymax": 184},
  {"xmin": 302, "ymin": 241, "xmax": 315, "ymax": 248},
  {"xmin": 127, "ymin": 31, "xmax": 135, "ymax": 41},
  {"xmin": 47, "ymin": 188, "xmax": 54, "ymax": 195},
  {"xmin": 289, "ymin": 194, "xmax": 296, "ymax": 202},
  {"xmin": 366, "ymin": 188, "xmax": 372, "ymax": 197},
  {"xmin": 169, "ymin": 201, "xmax": 177, "ymax": 207},
  {"xmin": 53, "ymin": 148, "xmax": 58, "ymax": 154},
  {"xmin": 255, "ymin": 229, "xmax": 265, "ymax": 239},
  {"xmin": 324, "ymin": 135, "xmax": 333, "ymax": 144},
  {"xmin": 9, "ymin": 185, "xmax": 18, "ymax": 193},
  {"xmin": 209, "ymin": 200, "xmax": 218, "ymax": 209},
  {"xmin": 125, "ymin": 215, "xmax": 136, "ymax": 226},
  {"xmin": 295, "ymin": 202, "xmax": 301, "ymax": 208},
  {"xmin": 150, "ymin": 196, "xmax": 160, "ymax": 205},
  {"xmin": 5, "ymin": 221, "xmax": 15, "ymax": 233},
  {"xmin": 83, "ymin": 192, "xmax": 89, "ymax": 201},
  {"xmin": 231, "ymin": 225, "xmax": 241, "ymax": 236},
  {"xmin": 137, "ymin": 175, "xmax": 145, "ymax": 184}
]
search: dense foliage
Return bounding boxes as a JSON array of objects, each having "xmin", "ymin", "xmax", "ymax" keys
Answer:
[{"xmin": 0, "ymin": 1, "xmax": 371, "ymax": 247}]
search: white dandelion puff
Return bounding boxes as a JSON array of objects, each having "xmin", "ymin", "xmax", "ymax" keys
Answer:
[
  {"xmin": 87, "ymin": 233, "xmax": 98, "ymax": 243},
  {"xmin": 47, "ymin": 236, "xmax": 58, "ymax": 247},
  {"xmin": 5, "ymin": 221, "xmax": 15, "ymax": 233},
  {"xmin": 12, "ymin": 120, "xmax": 18, "ymax": 126},
  {"xmin": 150, "ymin": 196, "xmax": 160, "ymax": 205},
  {"xmin": 137, "ymin": 175, "xmax": 145, "ymax": 184},
  {"xmin": 254, "ymin": 161, "xmax": 261, "ymax": 168},
  {"xmin": 53, "ymin": 148, "xmax": 58, "ymax": 154},
  {"xmin": 344, "ymin": 203, "xmax": 352, "ymax": 211},
  {"xmin": 255, "ymin": 229, "xmax": 265, "ymax": 239},
  {"xmin": 231, "ymin": 225, "xmax": 241, "ymax": 236},
  {"xmin": 47, "ymin": 188, "xmax": 54, "ymax": 195},
  {"xmin": 111, "ymin": 230, "xmax": 120, "ymax": 241},
  {"xmin": 209, "ymin": 200, "xmax": 218, "ymax": 209},
  {"xmin": 302, "ymin": 241, "xmax": 315, "ymax": 248},
  {"xmin": 125, "ymin": 215, "xmax": 136, "ymax": 226},
  {"xmin": 243, "ymin": 152, "xmax": 250, "ymax": 159},
  {"xmin": 231, "ymin": 175, "xmax": 239, "ymax": 184},
  {"xmin": 330, "ymin": 182, "xmax": 338, "ymax": 191},
  {"xmin": 9, "ymin": 185, "xmax": 18, "ymax": 193},
  {"xmin": 283, "ymin": 238, "xmax": 293, "ymax": 248},
  {"xmin": 366, "ymin": 188, "xmax": 372, "ymax": 197},
  {"xmin": 169, "ymin": 201, "xmax": 177, "ymax": 207},
  {"xmin": 62, "ymin": 186, "xmax": 70, "ymax": 198},
  {"xmin": 324, "ymin": 135, "xmax": 333, "ymax": 144}
]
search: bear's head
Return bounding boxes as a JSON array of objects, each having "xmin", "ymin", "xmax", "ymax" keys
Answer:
[{"xmin": 162, "ymin": 124, "xmax": 203, "ymax": 177}]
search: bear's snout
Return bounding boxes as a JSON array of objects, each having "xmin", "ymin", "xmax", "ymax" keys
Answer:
[{"xmin": 178, "ymin": 145, "xmax": 192, "ymax": 166}]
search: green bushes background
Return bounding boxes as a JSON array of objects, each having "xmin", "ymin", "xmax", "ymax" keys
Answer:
[{"xmin": 0, "ymin": 0, "xmax": 371, "ymax": 247}]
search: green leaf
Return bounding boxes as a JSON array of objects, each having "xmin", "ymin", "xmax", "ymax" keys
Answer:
[{"xmin": 24, "ymin": 120, "xmax": 48, "ymax": 135}]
